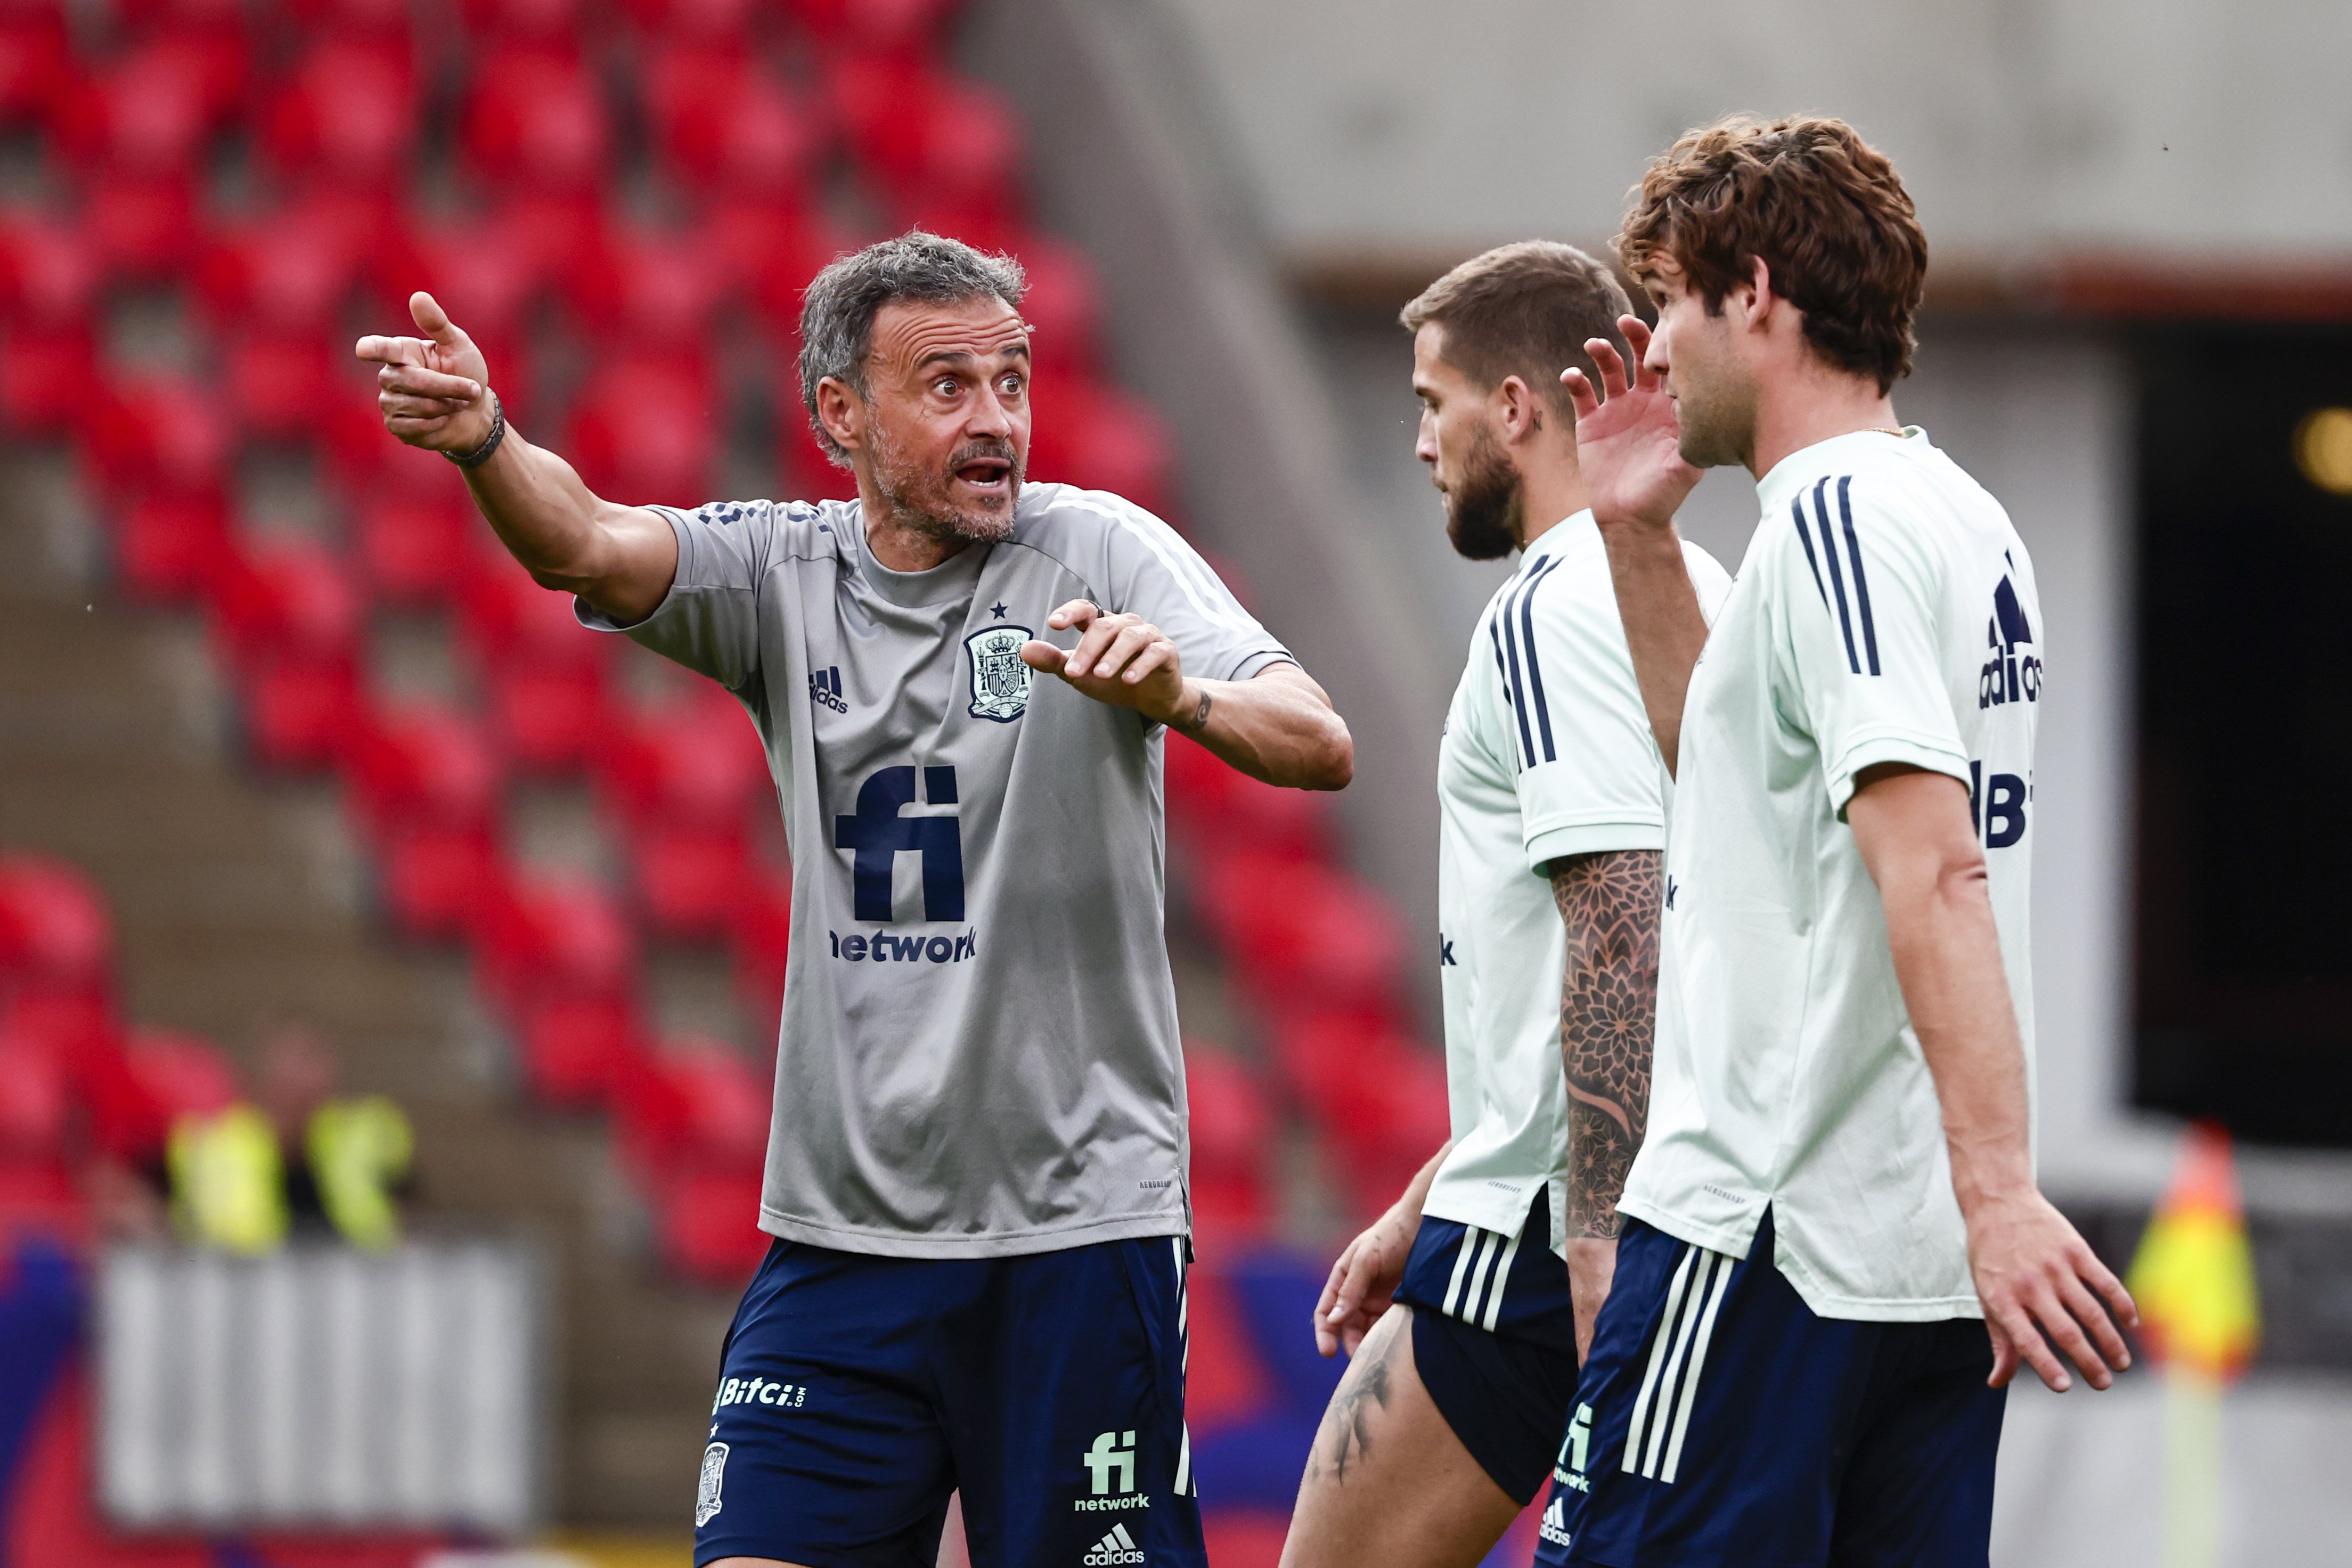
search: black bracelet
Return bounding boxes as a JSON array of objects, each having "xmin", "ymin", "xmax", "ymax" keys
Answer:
[
  {"xmin": 445, "ymin": 393, "xmax": 505, "ymax": 470},
  {"xmin": 1177, "ymin": 688, "xmax": 1212, "ymax": 734}
]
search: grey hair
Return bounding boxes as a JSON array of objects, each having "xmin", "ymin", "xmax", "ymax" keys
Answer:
[{"xmin": 797, "ymin": 231, "xmax": 1028, "ymax": 467}]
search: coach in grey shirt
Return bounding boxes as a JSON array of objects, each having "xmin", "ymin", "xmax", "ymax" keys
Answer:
[{"xmin": 360, "ymin": 232, "xmax": 1351, "ymax": 1565}]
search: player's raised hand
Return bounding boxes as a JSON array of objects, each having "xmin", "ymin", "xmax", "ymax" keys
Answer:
[
  {"xmin": 1314, "ymin": 1205, "xmax": 1417, "ymax": 1358},
  {"xmin": 1563, "ymin": 315, "xmax": 1702, "ymax": 533},
  {"xmin": 355, "ymin": 291, "xmax": 495, "ymax": 454},
  {"xmin": 1021, "ymin": 600, "xmax": 1188, "ymax": 721},
  {"xmin": 1967, "ymin": 1188, "xmax": 2138, "ymax": 1392}
]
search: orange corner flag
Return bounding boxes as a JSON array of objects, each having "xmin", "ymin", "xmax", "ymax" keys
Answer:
[{"xmin": 2126, "ymin": 1121, "xmax": 2261, "ymax": 1382}]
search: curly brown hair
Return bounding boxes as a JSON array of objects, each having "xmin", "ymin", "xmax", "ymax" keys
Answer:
[{"xmin": 1618, "ymin": 116, "xmax": 1927, "ymax": 394}]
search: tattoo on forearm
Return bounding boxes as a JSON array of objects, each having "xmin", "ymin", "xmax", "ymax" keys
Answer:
[{"xmin": 1549, "ymin": 850, "xmax": 1663, "ymax": 1240}]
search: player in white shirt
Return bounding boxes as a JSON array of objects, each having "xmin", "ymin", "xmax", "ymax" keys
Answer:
[
  {"xmin": 1530, "ymin": 118, "xmax": 2138, "ymax": 1567},
  {"xmin": 1279, "ymin": 244, "xmax": 1727, "ymax": 1568}
]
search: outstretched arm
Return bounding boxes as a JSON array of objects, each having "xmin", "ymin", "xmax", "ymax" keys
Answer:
[
  {"xmin": 1022, "ymin": 601, "xmax": 1353, "ymax": 790},
  {"xmin": 1563, "ymin": 318, "xmax": 1709, "ymax": 775},
  {"xmin": 1548, "ymin": 848, "xmax": 1664, "ymax": 1362},
  {"xmin": 1847, "ymin": 764, "xmax": 2137, "ymax": 1391},
  {"xmin": 356, "ymin": 291, "xmax": 679, "ymax": 625}
]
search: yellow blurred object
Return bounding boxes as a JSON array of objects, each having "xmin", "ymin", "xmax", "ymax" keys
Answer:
[
  {"xmin": 545, "ymin": 1533, "xmax": 693, "ymax": 1568},
  {"xmin": 308, "ymin": 1094, "xmax": 414, "ymax": 1250},
  {"xmin": 168, "ymin": 1104, "xmax": 288, "ymax": 1255},
  {"xmin": 2127, "ymin": 1120, "xmax": 2261, "ymax": 1379},
  {"xmin": 2293, "ymin": 406, "xmax": 2352, "ymax": 495}
]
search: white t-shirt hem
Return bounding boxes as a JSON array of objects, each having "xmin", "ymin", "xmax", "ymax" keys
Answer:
[
  {"xmin": 1524, "ymin": 819, "xmax": 1667, "ymax": 873},
  {"xmin": 1824, "ymin": 730, "xmax": 1971, "ymax": 815}
]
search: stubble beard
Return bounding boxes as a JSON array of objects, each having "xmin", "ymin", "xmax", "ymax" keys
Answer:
[
  {"xmin": 868, "ymin": 417, "xmax": 1023, "ymax": 546},
  {"xmin": 1665, "ymin": 347, "xmax": 1757, "ymax": 471},
  {"xmin": 1443, "ymin": 421, "xmax": 1525, "ymax": 562}
]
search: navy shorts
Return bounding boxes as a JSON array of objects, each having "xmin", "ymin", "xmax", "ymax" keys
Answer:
[
  {"xmin": 694, "ymin": 1234, "xmax": 1207, "ymax": 1568},
  {"xmin": 1533, "ymin": 1210, "xmax": 2006, "ymax": 1568},
  {"xmin": 1392, "ymin": 1188, "xmax": 1580, "ymax": 1505}
]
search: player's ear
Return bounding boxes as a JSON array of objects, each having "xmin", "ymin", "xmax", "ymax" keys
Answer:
[
  {"xmin": 815, "ymin": 377, "xmax": 865, "ymax": 453},
  {"xmin": 1498, "ymin": 374, "xmax": 1541, "ymax": 443}
]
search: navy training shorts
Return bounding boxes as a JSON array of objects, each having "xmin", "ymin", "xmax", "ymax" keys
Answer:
[
  {"xmin": 1391, "ymin": 1187, "xmax": 1581, "ymax": 1505},
  {"xmin": 1533, "ymin": 1208, "xmax": 2006, "ymax": 1568},
  {"xmin": 693, "ymin": 1234, "xmax": 1207, "ymax": 1568}
]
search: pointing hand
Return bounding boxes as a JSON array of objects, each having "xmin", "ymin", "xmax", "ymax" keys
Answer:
[{"xmin": 355, "ymin": 291, "xmax": 496, "ymax": 454}]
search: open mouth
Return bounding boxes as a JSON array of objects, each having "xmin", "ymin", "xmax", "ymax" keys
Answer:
[{"xmin": 954, "ymin": 456, "xmax": 1014, "ymax": 492}]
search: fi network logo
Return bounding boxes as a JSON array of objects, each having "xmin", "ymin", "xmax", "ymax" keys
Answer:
[
  {"xmin": 1083, "ymin": 1524, "xmax": 1145, "ymax": 1566},
  {"xmin": 1074, "ymin": 1428, "xmax": 1150, "ymax": 1513}
]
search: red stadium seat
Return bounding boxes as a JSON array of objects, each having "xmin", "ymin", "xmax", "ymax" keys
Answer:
[
  {"xmin": 727, "ymin": 873, "xmax": 791, "ymax": 1034},
  {"xmin": 1025, "ymin": 380, "xmax": 1174, "ymax": 518},
  {"xmin": 0, "ymin": 856, "xmax": 112, "ymax": 999},
  {"xmin": 568, "ymin": 353, "xmax": 720, "ymax": 508},
  {"xmin": 616, "ymin": 1041, "xmax": 767, "ymax": 1175},
  {"xmin": 1180, "ymin": 1263, "xmax": 1273, "ymax": 1425},
  {"xmin": 1274, "ymin": 1015, "xmax": 1450, "ymax": 1217},
  {"xmin": 383, "ymin": 209, "xmax": 545, "ymax": 349},
  {"xmin": 107, "ymin": 1028, "xmax": 243, "ymax": 1161},
  {"xmin": 1163, "ymin": 733, "xmax": 1329, "ymax": 864},
  {"xmin": 112, "ymin": 495, "xmax": 233, "ymax": 602},
  {"xmin": 81, "ymin": 372, "xmax": 233, "ymax": 499},
  {"xmin": 596, "ymin": 687, "xmax": 769, "ymax": 832},
  {"xmin": 0, "ymin": 1, "xmax": 70, "ymax": 131},
  {"xmin": 787, "ymin": 0, "xmax": 956, "ymax": 51},
  {"xmin": 617, "ymin": 0, "xmax": 756, "ymax": 42},
  {"xmin": 344, "ymin": 704, "xmax": 503, "ymax": 839},
  {"xmin": 242, "ymin": 657, "xmax": 362, "ymax": 772},
  {"xmin": 355, "ymin": 489, "xmax": 486, "ymax": 606},
  {"xmin": 485, "ymin": 660, "xmax": 616, "ymax": 776},
  {"xmin": 0, "ymin": 1028, "xmax": 70, "ymax": 1162},
  {"xmin": 460, "ymin": 45, "xmax": 611, "ymax": 193},
  {"xmin": 514, "ymin": 992, "xmax": 649, "ymax": 1108},
  {"xmin": 654, "ymin": 1165, "xmax": 769, "ymax": 1284},
  {"xmin": 628, "ymin": 824, "xmax": 754, "ymax": 941},
  {"xmin": 562, "ymin": 220, "xmax": 731, "ymax": 341},
  {"xmin": 1185, "ymin": 1043, "xmax": 1273, "ymax": 1240},
  {"xmin": 458, "ymin": 0, "xmax": 586, "ymax": 42},
  {"xmin": 377, "ymin": 823, "xmax": 509, "ymax": 940},
  {"xmin": 1194, "ymin": 852, "xmax": 1408, "ymax": 1020},
  {"xmin": 197, "ymin": 192, "xmax": 378, "ymax": 329},
  {"xmin": 829, "ymin": 54, "xmax": 1023, "ymax": 220},
  {"xmin": 0, "ymin": 326, "xmax": 96, "ymax": 438},
  {"xmin": 208, "ymin": 540, "xmax": 361, "ymax": 675},
  {"xmin": 643, "ymin": 47, "xmax": 822, "ymax": 201},
  {"xmin": 458, "ymin": 561, "xmax": 608, "ymax": 673},
  {"xmin": 0, "ymin": 216, "xmax": 101, "ymax": 325},
  {"xmin": 1011, "ymin": 236, "xmax": 1104, "ymax": 385},
  {"xmin": 224, "ymin": 329, "xmax": 345, "ymax": 445},
  {"xmin": 258, "ymin": 37, "xmax": 419, "ymax": 186},
  {"xmin": 81, "ymin": 170, "xmax": 201, "ymax": 284},
  {"xmin": 474, "ymin": 872, "xmax": 636, "ymax": 1016},
  {"xmin": 55, "ymin": 34, "xmax": 246, "ymax": 173}
]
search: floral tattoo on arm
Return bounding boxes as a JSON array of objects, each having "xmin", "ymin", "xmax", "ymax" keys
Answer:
[{"xmin": 1547, "ymin": 849, "xmax": 1664, "ymax": 1240}]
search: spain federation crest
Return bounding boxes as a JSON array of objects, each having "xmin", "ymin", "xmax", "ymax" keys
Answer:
[{"xmin": 965, "ymin": 624, "xmax": 1034, "ymax": 722}]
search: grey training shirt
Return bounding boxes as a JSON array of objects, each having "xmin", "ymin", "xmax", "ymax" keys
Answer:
[{"xmin": 581, "ymin": 483, "xmax": 1294, "ymax": 1257}]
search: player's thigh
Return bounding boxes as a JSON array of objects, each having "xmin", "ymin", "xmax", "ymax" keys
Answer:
[
  {"xmin": 945, "ymin": 1236, "xmax": 1204, "ymax": 1568},
  {"xmin": 695, "ymin": 1242, "xmax": 959, "ymax": 1568},
  {"xmin": 1278, "ymin": 1306, "xmax": 1522, "ymax": 1568}
]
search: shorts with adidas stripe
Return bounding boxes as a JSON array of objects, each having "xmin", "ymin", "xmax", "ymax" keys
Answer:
[
  {"xmin": 1393, "ymin": 1186, "xmax": 1580, "ymax": 1505},
  {"xmin": 1533, "ymin": 1208, "xmax": 2006, "ymax": 1568},
  {"xmin": 693, "ymin": 1234, "xmax": 1205, "ymax": 1568}
]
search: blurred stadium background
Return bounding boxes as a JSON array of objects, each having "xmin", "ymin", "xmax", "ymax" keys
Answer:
[{"xmin": 0, "ymin": 0, "xmax": 2346, "ymax": 1564}]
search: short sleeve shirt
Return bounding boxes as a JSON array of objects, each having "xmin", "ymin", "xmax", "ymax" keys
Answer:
[
  {"xmin": 1618, "ymin": 430, "xmax": 2043, "ymax": 1319},
  {"xmin": 580, "ymin": 483, "xmax": 1294, "ymax": 1257},
  {"xmin": 1423, "ymin": 513, "xmax": 1731, "ymax": 1247}
]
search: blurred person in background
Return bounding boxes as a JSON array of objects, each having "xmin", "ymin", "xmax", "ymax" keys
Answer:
[
  {"xmin": 168, "ymin": 1023, "xmax": 413, "ymax": 1254},
  {"xmin": 1284, "ymin": 243, "xmax": 1728, "ymax": 1568},
  {"xmin": 355, "ymin": 230, "xmax": 1352, "ymax": 1568},
  {"xmin": 1535, "ymin": 116, "xmax": 2134, "ymax": 1567}
]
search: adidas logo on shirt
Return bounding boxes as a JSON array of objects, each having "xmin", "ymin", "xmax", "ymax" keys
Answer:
[
  {"xmin": 1083, "ymin": 1523, "xmax": 1145, "ymax": 1565},
  {"xmin": 809, "ymin": 664, "xmax": 848, "ymax": 713},
  {"xmin": 1539, "ymin": 1496, "xmax": 1572, "ymax": 1548}
]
